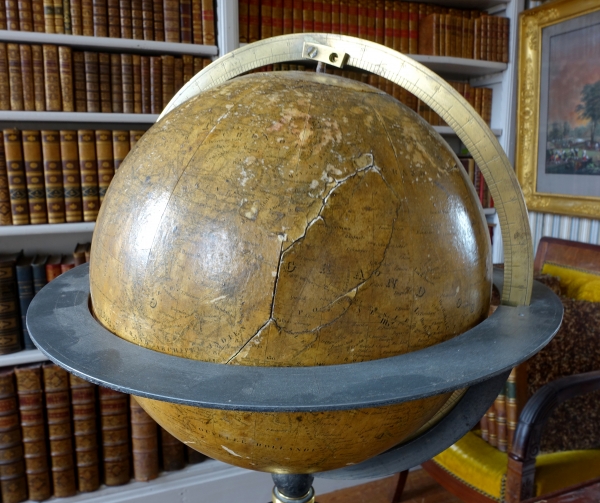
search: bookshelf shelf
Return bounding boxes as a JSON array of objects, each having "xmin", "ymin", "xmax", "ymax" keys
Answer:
[
  {"xmin": 0, "ymin": 30, "xmax": 218, "ymax": 57},
  {"xmin": 409, "ymin": 55, "xmax": 507, "ymax": 79},
  {"xmin": 0, "ymin": 112, "xmax": 158, "ymax": 129},
  {"xmin": 436, "ymin": 125, "xmax": 502, "ymax": 137},
  {"xmin": 0, "ymin": 349, "xmax": 47, "ymax": 366},
  {"xmin": 0, "ymin": 222, "xmax": 95, "ymax": 237}
]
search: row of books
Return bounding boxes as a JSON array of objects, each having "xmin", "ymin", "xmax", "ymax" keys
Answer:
[
  {"xmin": 459, "ymin": 157, "xmax": 494, "ymax": 210},
  {"xmin": 0, "ymin": 0, "xmax": 215, "ymax": 45},
  {"xmin": 238, "ymin": 0, "xmax": 509, "ymax": 63},
  {"xmin": 479, "ymin": 368, "xmax": 518, "ymax": 453},
  {"xmin": 0, "ymin": 363, "xmax": 207, "ymax": 503},
  {"xmin": 0, "ymin": 129, "xmax": 145, "ymax": 227},
  {"xmin": 0, "ymin": 43, "xmax": 212, "ymax": 113},
  {"xmin": 0, "ymin": 245, "xmax": 93, "ymax": 353}
]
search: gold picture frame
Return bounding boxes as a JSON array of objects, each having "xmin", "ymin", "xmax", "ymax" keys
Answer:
[{"xmin": 516, "ymin": 0, "xmax": 600, "ymax": 218}]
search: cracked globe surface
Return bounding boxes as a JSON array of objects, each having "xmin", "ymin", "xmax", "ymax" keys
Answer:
[{"xmin": 89, "ymin": 71, "xmax": 492, "ymax": 473}]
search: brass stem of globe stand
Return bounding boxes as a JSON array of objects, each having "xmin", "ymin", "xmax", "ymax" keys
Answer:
[{"xmin": 271, "ymin": 474, "xmax": 315, "ymax": 503}]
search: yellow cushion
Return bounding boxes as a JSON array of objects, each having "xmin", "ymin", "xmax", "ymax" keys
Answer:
[
  {"xmin": 541, "ymin": 263, "xmax": 600, "ymax": 302},
  {"xmin": 432, "ymin": 432, "xmax": 600, "ymax": 501}
]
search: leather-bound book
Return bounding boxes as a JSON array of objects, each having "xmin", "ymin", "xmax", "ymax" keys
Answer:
[
  {"xmin": 31, "ymin": 45, "xmax": 45, "ymax": 111},
  {"xmin": 112, "ymin": 131, "xmax": 130, "ymax": 170},
  {"xmin": 63, "ymin": 0, "xmax": 72, "ymax": 33},
  {"xmin": 181, "ymin": 54, "xmax": 193, "ymax": 85},
  {"xmin": 30, "ymin": 0, "xmax": 45, "ymax": 32},
  {"xmin": 0, "ymin": 368, "xmax": 27, "ymax": 503},
  {"xmin": 99, "ymin": 387, "xmax": 130, "ymax": 486},
  {"xmin": 45, "ymin": 254, "xmax": 62, "ymax": 281},
  {"xmin": 312, "ymin": 0, "xmax": 322, "ymax": 33},
  {"xmin": 121, "ymin": 53, "xmax": 134, "ymax": 113},
  {"xmin": 3, "ymin": 129, "xmax": 29, "ymax": 225},
  {"xmin": 238, "ymin": 0, "xmax": 247, "ymax": 42},
  {"xmin": 140, "ymin": 55, "xmax": 150, "ymax": 113},
  {"xmin": 60, "ymin": 254, "xmax": 74, "ymax": 273},
  {"xmin": 482, "ymin": 87, "xmax": 492, "ymax": 126},
  {"xmin": 339, "ymin": 0, "xmax": 347, "ymax": 35},
  {"xmin": 42, "ymin": 0, "xmax": 54, "ymax": 32},
  {"xmin": 43, "ymin": 363, "xmax": 76, "ymax": 498},
  {"xmin": 18, "ymin": 0, "xmax": 34, "ymax": 31},
  {"xmin": 282, "ymin": 0, "xmax": 292, "ymax": 34},
  {"xmin": 58, "ymin": 45, "xmax": 74, "ymax": 112},
  {"xmin": 72, "ymin": 51, "xmax": 86, "ymax": 112},
  {"xmin": 418, "ymin": 14, "xmax": 439, "ymax": 56},
  {"xmin": 6, "ymin": 0, "xmax": 20, "ymax": 29},
  {"xmin": 129, "ymin": 130, "xmax": 144, "ymax": 149},
  {"xmin": 161, "ymin": 55, "xmax": 174, "ymax": 107},
  {"xmin": 347, "ymin": 0, "xmax": 357, "ymax": 37},
  {"xmin": 357, "ymin": 0, "xmax": 367, "ymax": 40},
  {"xmin": 192, "ymin": 55, "xmax": 201, "ymax": 74},
  {"xmin": 84, "ymin": 51, "xmax": 100, "ymax": 113},
  {"xmin": 31, "ymin": 254, "xmax": 47, "ymax": 294},
  {"xmin": 43, "ymin": 44, "xmax": 62, "ymax": 111},
  {"xmin": 494, "ymin": 386, "xmax": 507, "ymax": 453},
  {"xmin": 7, "ymin": 44, "xmax": 23, "ymax": 111},
  {"xmin": 186, "ymin": 446, "xmax": 206, "ymax": 465},
  {"xmin": 399, "ymin": 2, "xmax": 408, "ymax": 53},
  {"xmin": 98, "ymin": 53, "xmax": 111, "ymax": 113},
  {"xmin": 0, "ymin": 133, "xmax": 11, "ymax": 225},
  {"xmin": 14, "ymin": 364, "xmax": 51, "ymax": 501},
  {"xmin": 487, "ymin": 403, "xmax": 497, "ymax": 447},
  {"xmin": 374, "ymin": 0, "xmax": 384, "ymax": 44},
  {"xmin": 130, "ymin": 396, "xmax": 159, "ymax": 481},
  {"xmin": 119, "ymin": 0, "xmax": 132, "ymax": 38},
  {"xmin": 69, "ymin": 374, "xmax": 99, "ymax": 492},
  {"xmin": 319, "ymin": 0, "xmax": 329, "ymax": 33},
  {"xmin": 383, "ymin": 0, "xmax": 391, "ymax": 47},
  {"xmin": 22, "ymin": 130, "xmax": 47, "ymax": 224},
  {"xmin": 142, "ymin": 0, "xmax": 153, "ymax": 39},
  {"xmin": 150, "ymin": 56, "xmax": 161, "ymax": 113},
  {"xmin": 480, "ymin": 410, "xmax": 489, "ymax": 441},
  {"xmin": 95, "ymin": 130, "xmax": 114, "ymax": 203},
  {"xmin": 73, "ymin": 243, "xmax": 89, "ymax": 265},
  {"xmin": 131, "ymin": 0, "xmax": 143, "ymax": 38},
  {"xmin": 261, "ymin": 0, "xmax": 271, "ymax": 38},
  {"xmin": 77, "ymin": 130, "xmax": 99, "ymax": 222},
  {"xmin": 501, "ymin": 17, "xmax": 509, "ymax": 64},
  {"xmin": 110, "ymin": 53, "xmax": 123, "ymax": 113},
  {"xmin": 201, "ymin": 0, "xmax": 214, "ymax": 44},
  {"xmin": 163, "ymin": 0, "xmax": 179, "ymax": 42},
  {"xmin": 82, "ymin": 0, "xmax": 94, "ymax": 35},
  {"xmin": 408, "ymin": 2, "xmax": 419, "ymax": 53},
  {"xmin": 0, "ymin": 252, "xmax": 23, "ymax": 354},
  {"xmin": 0, "ymin": 44, "xmax": 10, "ymax": 110},
  {"xmin": 92, "ymin": 0, "xmax": 107, "ymax": 36},
  {"xmin": 248, "ymin": 0, "xmax": 260, "ymax": 40},
  {"xmin": 179, "ymin": 0, "xmax": 191, "ymax": 42},
  {"xmin": 132, "ymin": 54, "xmax": 142, "ymax": 113},
  {"xmin": 173, "ymin": 56, "xmax": 182, "ymax": 95},
  {"xmin": 160, "ymin": 427, "xmax": 184, "ymax": 471},
  {"xmin": 15, "ymin": 256, "xmax": 35, "ymax": 350},
  {"xmin": 506, "ymin": 368, "xmax": 518, "ymax": 451},
  {"xmin": 69, "ymin": 0, "xmax": 82, "ymax": 33},
  {"xmin": 59, "ymin": 130, "xmax": 83, "ymax": 222},
  {"xmin": 152, "ymin": 0, "xmax": 164, "ymax": 40},
  {"xmin": 107, "ymin": 0, "xmax": 119, "ymax": 36},
  {"xmin": 0, "ymin": 0, "xmax": 6, "ymax": 28},
  {"xmin": 53, "ymin": 0, "xmax": 64, "ymax": 33},
  {"xmin": 19, "ymin": 45, "xmax": 34, "ymax": 112}
]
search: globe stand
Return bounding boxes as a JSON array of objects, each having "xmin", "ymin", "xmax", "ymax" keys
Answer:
[{"xmin": 272, "ymin": 474, "xmax": 315, "ymax": 503}]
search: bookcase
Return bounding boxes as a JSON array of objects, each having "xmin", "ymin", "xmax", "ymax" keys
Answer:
[{"xmin": 0, "ymin": 0, "xmax": 524, "ymax": 500}]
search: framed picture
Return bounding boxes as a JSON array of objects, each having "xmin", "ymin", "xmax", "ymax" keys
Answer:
[{"xmin": 516, "ymin": 0, "xmax": 600, "ymax": 218}]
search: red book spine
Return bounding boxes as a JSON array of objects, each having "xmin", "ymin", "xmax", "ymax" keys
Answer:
[
  {"xmin": 347, "ymin": 0, "xmax": 357, "ymax": 37},
  {"xmin": 271, "ymin": 0, "xmax": 282, "ymax": 36},
  {"xmin": 339, "ymin": 0, "xmax": 347, "ymax": 35},
  {"xmin": 321, "ymin": 0, "xmax": 330, "ymax": 33},
  {"xmin": 282, "ymin": 0, "xmax": 292, "ymax": 34},
  {"xmin": 374, "ymin": 0, "xmax": 384, "ymax": 45},
  {"xmin": 260, "ymin": 0, "xmax": 271, "ymax": 39}
]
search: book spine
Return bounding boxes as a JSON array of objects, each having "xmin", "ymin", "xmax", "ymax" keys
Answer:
[
  {"xmin": 357, "ymin": 0, "xmax": 367, "ymax": 40},
  {"xmin": 63, "ymin": 0, "xmax": 71, "ymax": 33},
  {"xmin": 399, "ymin": 2, "xmax": 408, "ymax": 53},
  {"xmin": 191, "ymin": 0, "xmax": 201, "ymax": 43},
  {"xmin": 59, "ymin": 130, "xmax": 82, "ymax": 222},
  {"xmin": 41, "ymin": 130, "xmax": 65, "ymax": 224},
  {"xmin": 142, "ymin": 0, "xmax": 153, "ymax": 39},
  {"xmin": 69, "ymin": 374, "xmax": 99, "ymax": 492},
  {"xmin": 313, "ymin": 0, "xmax": 323, "ymax": 33},
  {"xmin": 150, "ymin": 55, "xmax": 161, "ymax": 113},
  {"xmin": 107, "ymin": 0, "xmax": 119, "ymax": 36},
  {"xmin": 14, "ymin": 365, "xmax": 52, "ymax": 501},
  {"xmin": 131, "ymin": 0, "xmax": 143, "ymax": 38},
  {"xmin": 110, "ymin": 53, "xmax": 123, "ymax": 113},
  {"xmin": 172, "ymin": 55, "xmax": 182, "ymax": 95},
  {"xmin": 7, "ymin": 43, "xmax": 23, "ymax": 111},
  {"xmin": 43, "ymin": 0, "xmax": 54, "ymax": 32},
  {"xmin": 112, "ymin": 131, "xmax": 130, "ymax": 170},
  {"xmin": 58, "ymin": 45, "xmax": 73, "ymax": 112},
  {"xmin": 19, "ymin": 44, "xmax": 35, "ymax": 112},
  {"xmin": 248, "ymin": 0, "xmax": 260, "ymax": 40},
  {"xmin": 130, "ymin": 396, "xmax": 159, "ymax": 481},
  {"xmin": 119, "ymin": 0, "xmax": 132, "ymax": 38},
  {"xmin": 22, "ymin": 130, "xmax": 47, "ymax": 224},
  {"xmin": 506, "ymin": 368, "xmax": 518, "ymax": 451},
  {"xmin": 31, "ymin": 0, "xmax": 45, "ymax": 31},
  {"xmin": 53, "ymin": 0, "xmax": 64, "ymax": 33},
  {"xmin": 121, "ymin": 53, "xmax": 134, "ymax": 113},
  {"xmin": 45, "ymin": 255, "xmax": 62, "ymax": 282},
  {"xmin": 140, "ymin": 55, "xmax": 151, "ymax": 113},
  {"xmin": 97, "ymin": 52, "xmax": 111, "ymax": 113},
  {"xmin": 163, "ymin": 0, "xmax": 179, "ymax": 42},
  {"xmin": 95, "ymin": 130, "xmax": 114, "ymax": 203},
  {"xmin": 18, "ymin": 0, "xmax": 34, "ymax": 31},
  {"xmin": 31, "ymin": 44, "xmax": 45, "ymax": 111},
  {"xmin": 487, "ymin": 403, "xmax": 497, "ymax": 447},
  {"xmin": 72, "ymin": 51, "xmax": 86, "ymax": 112},
  {"xmin": 179, "ymin": 0, "xmax": 191, "ymax": 42},
  {"xmin": 31, "ymin": 255, "xmax": 47, "ymax": 293},
  {"xmin": 0, "ymin": 257, "xmax": 21, "ymax": 353},
  {"xmin": 320, "ymin": 0, "xmax": 330, "ymax": 33},
  {"xmin": 282, "ymin": 0, "xmax": 292, "ymax": 34},
  {"xmin": 0, "ymin": 132, "xmax": 11, "ymax": 225},
  {"xmin": 261, "ymin": 0, "xmax": 272, "ymax": 39},
  {"xmin": 480, "ymin": 409, "xmax": 489, "ymax": 441},
  {"xmin": 0, "ymin": 44, "xmax": 10, "ymax": 110},
  {"xmin": 186, "ymin": 446, "xmax": 206, "ymax": 465},
  {"xmin": 152, "ymin": 0, "xmax": 164, "ymax": 40},
  {"xmin": 77, "ymin": 130, "xmax": 99, "ymax": 222},
  {"xmin": 161, "ymin": 54, "xmax": 173, "ymax": 108},
  {"xmin": 84, "ymin": 51, "xmax": 99, "ymax": 113},
  {"xmin": 92, "ymin": 0, "xmax": 107, "ymax": 36},
  {"xmin": 495, "ymin": 387, "xmax": 507, "ymax": 452},
  {"xmin": 200, "ymin": 0, "xmax": 213, "ymax": 44},
  {"xmin": 15, "ymin": 258, "xmax": 35, "ymax": 346},
  {"xmin": 347, "ymin": 0, "xmax": 357, "ymax": 37},
  {"xmin": 408, "ymin": 2, "xmax": 418, "ymax": 53},
  {"xmin": 42, "ymin": 43, "xmax": 62, "ymax": 111},
  {"xmin": 131, "ymin": 53, "xmax": 142, "ymax": 113},
  {"xmin": 99, "ymin": 387, "xmax": 130, "ymax": 486},
  {"xmin": 160, "ymin": 427, "xmax": 185, "ymax": 471},
  {"xmin": 69, "ymin": 0, "xmax": 81, "ymax": 33},
  {"xmin": 181, "ymin": 53, "xmax": 193, "ymax": 85},
  {"xmin": 374, "ymin": 0, "xmax": 384, "ymax": 45},
  {"xmin": 129, "ymin": 130, "xmax": 144, "ymax": 149},
  {"xmin": 43, "ymin": 364, "xmax": 76, "ymax": 497},
  {"xmin": 3, "ymin": 129, "xmax": 29, "ymax": 225}
]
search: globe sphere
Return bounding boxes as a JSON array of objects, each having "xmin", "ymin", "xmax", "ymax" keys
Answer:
[{"xmin": 89, "ymin": 71, "xmax": 492, "ymax": 473}]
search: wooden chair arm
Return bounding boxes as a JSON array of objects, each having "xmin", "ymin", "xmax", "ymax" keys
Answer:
[{"xmin": 505, "ymin": 371, "xmax": 600, "ymax": 502}]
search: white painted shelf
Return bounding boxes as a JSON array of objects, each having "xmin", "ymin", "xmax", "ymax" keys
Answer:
[
  {"xmin": 0, "ymin": 112, "xmax": 158, "ymax": 128},
  {"xmin": 0, "ymin": 222, "xmax": 95, "ymax": 237},
  {"xmin": 0, "ymin": 349, "xmax": 47, "ymax": 366},
  {"xmin": 409, "ymin": 55, "xmax": 507, "ymax": 79},
  {"xmin": 0, "ymin": 30, "xmax": 218, "ymax": 57}
]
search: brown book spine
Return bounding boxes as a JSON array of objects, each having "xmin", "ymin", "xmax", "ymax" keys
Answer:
[
  {"xmin": 495, "ymin": 387, "xmax": 507, "ymax": 453},
  {"xmin": 161, "ymin": 54, "xmax": 173, "ymax": 107},
  {"xmin": 192, "ymin": 55, "xmax": 201, "ymax": 74},
  {"xmin": 480, "ymin": 410, "xmax": 489, "ymax": 442},
  {"xmin": 338, "ymin": 0, "xmax": 346, "ymax": 35},
  {"xmin": 41, "ymin": 130, "xmax": 65, "ymax": 223},
  {"xmin": 201, "ymin": 0, "xmax": 213, "ymax": 44},
  {"xmin": 84, "ymin": 51, "xmax": 99, "ymax": 113},
  {"xmin": 58, "ymin": 45, "xmax": 73, "ymax": 112},
  {"xmin": 0, "ymin": 132, "xmax": 12, "ymax": 225},
  {"xmin": 7, "ymin": 44, "xmax": 23, "ymax": 111},
  {"xmin": 502, "ymin": 17, "xmax": 509, "ymax": 64},
  {"xmin": 31, "ymin": 45, "xmax": 45, "ymax": 111},
  {"xmin": 150, "ymin": 56, "xmax": 161, "ymax": 113},
  {"xmin": 0, "ymin": 253, "xmax": 21, "ymax": 352},
  {"xmin": 112, "ymin": 131, "xmax": 130, "ymax": 170},
  {"xmin": 487, "ymin": 403, "xmax": 497, "ymax": 447},
  {"xmin": 0, "ymin": 0, "xmax": 6, "ymax": 29},
  {"xmin": 77, "ymin": 130, "xmax": 99, "ymax": 222},
  {"xmin": 347, "ymin": 0, "xmax": 357, "ymax": 37},
  {"xmin": 6, "ymin": 0, "xmax": 20, "ymax": 29},
  {"xmin": 0, "ymin": 44, "xmax": 10, "ymax": 110},
  {"xmin": 95, "ymin": 130, "xmax": 114, "ymax": 203},
  {"xmin": 70, "ymin": 0, "xmax": 82, "ymax": 33},
  {"xmin": 163, "ymin": 0, "xmax": 179, "ymax": 42},
  {"xmin": 19, "ymin": 45, "xmax": 35, "ymax": 112},
  {"xmin": 110, "ymin": 53, "xmax": 122, "ymax": 113},
  {"xmin": 408, "ymin": 2, "xmax": 418, "ymax": 54},
  {"xmin": 130, "ymin": 397, "xmax": 158, "ymax": 481},
  {"xmin": 238, "ymin": 0, "xmax": 248, "ymax": 42},
  {"xmin": 142, "ymin": 0, "xmax": 153, "ymax": 39},
  {"xmin": 313, "ymin": 0, "xmax": 322, "ymax": 33},
  {"xmin": 107, "ymin": 0, "xmax": 119, "ymax": 36},
  {"xmin": 418, "ymin": 14, "xmax": 437, "ymax": 56},
  {"xmin": 45, "ymin": 254, "xmax": 62, "ymax": 282},
  {"xmin": 121, "ymin": 53, "xmax": 134, "ymax": 113},
  {"xmin": 92, "ymin": 0, "xmax": 107, "ymax": 36},
  {"xmin": 383, "ymin": 0, "xmax": 392, "ymax": 49},
  {"xmin": 63, "ymin": 0, "xmax": 72, "ymax": 33},
  {"xmin": 14, "ymin": 364, "xmax": 51, "ymax": 502},
  {"xmin": 73, "ymin": 242, "xmax": 90, "ymax": 265},
  {"xmin": 98, "ymin": 52, "xmax": 111, "ymax": 113},
  {"xmin": 43, "ymin": 363, "xmax": 76, "ymax": 498},
  {"xmin": 320, "ymin": 0, "xmax": 330, "ymax": 33},
  {"xmin": 59, "ymin": 130, "xmax": 82, "ymax": 222},
  {"xmin": 399, "ymin": 2, "xmax": 408, "ymax": 53},
  {"xmin": 42, "ymin": 44, "xmax": 61, "ymax": 111},
  {"xmin": 73, "ymin": 51, "xmax": 86, "ymax": 112},
  {"xmin": 140, "ymin": 55, "xmax": 151, "ymax": 113},
  {"xmin": 132, "ymin": 53, "xmax": 142, "ymax": 113},
  {"xmin": 18, "ymin": 0, "xmax": 34, "ymax": 30},
  {"xmin": 53, "ymin": 0, "xmax": 64, "ymax": 33},
  {"xmin": 282, "ymin": 0, "xmax": 292, "ymax": 34},
  {"xmin": 43, "ymin": 0, "xmax": 54, "ymax": 32},
  {"xmin": 357, "ymin": 0, "xmax": 367, "ymax": 40},
  {"xmin": 129, "ymin": 130, "xmax": 143, "ymax": 149},
  {"xmin": 22, "ymin": 130, "xmax": 47, "ymax": 224},
  {"xmin": 131, "ymin": 0, "xmax": 143, "ymax": 38},
  {"xmin": 119, "ymin": 0, "xmax": 132, "ymax": 37},
  {"xmin": 181, "ymin": 53, "xmax": 193, "ymax": 85},
  {"xmin": 248, "ymin": 0, "xmax": 260, "ymax": 40},
  {"xmin": 69, "ymin": 374, "xmax": 99, "ymax": 492},
  {"xmin": 186, "ymin": 446, "xmax": 206, "ymax": 465},
  {"xmin": 173, "ymin": 55, "xmax": 182, "ymax": 92},
  {"xmin": 3, "ymin": 130, "xmax": 29, "ymax": 225},
  {"xmin": 179, "ymin": 0, "xmax": 191, "ymax": 42},
  {"xmin": 374, "ymin": 0, "xmax": 384, "ymax": 45},
  {"xmin": 0, "ymin": 369, "xmax": 27, "ymax": 503},
  {"xmin": 261, "ymin": 0, "xmax": 271, "ymax": 38},
  {"xmin": 152, "ymin": 0, "xmax": 164, "ymax": 40},
  {"xmin": 99, "ymin": 387, "xmax": 130, "ymax": 486},
  {"xmin": 506, "ymin": 368, "xmax": 518, "ymax": 451},
  {"xmin": 160, "ymin": 427, "xmax": 184, "ymax": 471}
]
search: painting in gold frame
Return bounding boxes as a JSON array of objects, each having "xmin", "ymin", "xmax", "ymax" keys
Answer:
[{"xmin": 516, "ymin": 0, "xmax": 600, "ymax": 218}]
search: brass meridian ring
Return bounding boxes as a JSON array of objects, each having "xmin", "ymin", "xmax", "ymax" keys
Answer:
[{"xmin": 160, "ymin": 33, "xmax": 533, "ymax": 307}]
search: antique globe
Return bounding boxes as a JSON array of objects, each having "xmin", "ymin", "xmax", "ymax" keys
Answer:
[{"xmin": 89, "ymin": 68, "xmax": 492, "ymax": 473}]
